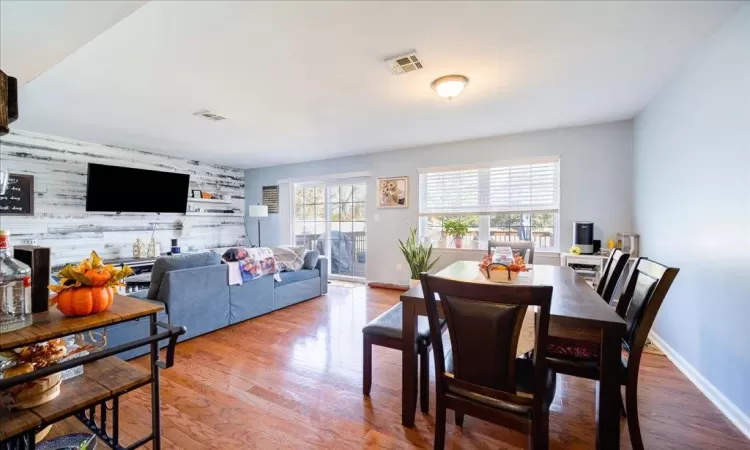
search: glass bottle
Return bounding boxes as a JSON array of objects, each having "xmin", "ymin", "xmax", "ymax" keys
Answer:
[{"xmin": 0, "ymin": 230, "xmax": 33, "ymax": 332}]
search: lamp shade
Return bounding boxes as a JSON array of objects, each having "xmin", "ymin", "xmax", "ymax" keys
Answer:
[{"xmin": 248, "ymin": 204, "xmax": 268, "ymax": 218}]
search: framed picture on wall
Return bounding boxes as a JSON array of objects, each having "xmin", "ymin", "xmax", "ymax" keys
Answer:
[{"xmin": 377, "ymin": 176, "xmax": 408, "ymax": 208}]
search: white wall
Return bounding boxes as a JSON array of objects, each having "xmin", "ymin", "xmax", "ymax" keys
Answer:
[
  {"xmin": 0, "ymin": 130, "xmax": 246, "ymax": 265},
  {"xmin": 634, "ymin": 4, "xmax": 750, "ymax": 419},
  {"xmin": 246, "ymin": 120, "xmax": 634, "ymax": 284}
]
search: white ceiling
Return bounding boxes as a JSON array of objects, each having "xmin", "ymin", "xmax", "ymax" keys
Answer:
[
  {"xmin": 0, "ymin": 1, "xmax": 147, "ymax": 85},
  {"xmin": 1, "ymin": 1, "xmax": 743, "ymax": 168}
]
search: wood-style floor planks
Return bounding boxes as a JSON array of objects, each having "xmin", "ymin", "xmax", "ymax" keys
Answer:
[{"xmin": 44, "ymin": 286, "xmax": 749, "ymax": 449}]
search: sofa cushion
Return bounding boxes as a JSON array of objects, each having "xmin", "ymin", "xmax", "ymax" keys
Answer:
[
  {"xmin": 275, "ymin": 268, "xmax": 320, "ymax": 287},
  {"xmin": 147, "ymin": 252, "xmax": 221, "ymax": 300},
  {"xmin": 303, "ymin": 250, "xmax": 320, "ymax": 270}
]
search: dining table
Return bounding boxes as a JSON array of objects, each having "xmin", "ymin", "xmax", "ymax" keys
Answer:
[{"xmin": 400, "ymin": 261, "xmax": 627, "ymax": 450}]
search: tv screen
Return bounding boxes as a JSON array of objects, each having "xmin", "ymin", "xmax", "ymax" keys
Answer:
[{"xmin": 86, "ymin": 163, "xmax": 190, "ymax": 213}]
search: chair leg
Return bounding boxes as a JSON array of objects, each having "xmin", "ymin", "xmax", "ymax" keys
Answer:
[
  {"xmin": 455, "ymin": 411, "xmax": 464, "ymax": 427},
  {"xmin": 529, "ymin": 408, "xmax": 549, "ymax": 450},
  {"xmin": 363, "ymin": 336, "xmax": 372, "ymax": 396},
  {"xmin": 434, "ymin": 401, "xmax": 446, "ymax": 450},
  {"xmin": 626, "ymin": 380, "xmax": 644, "ymax": 450},
  {"xmin": 419, "ymin": 345, "xmax": 429, "ymax": 414}
]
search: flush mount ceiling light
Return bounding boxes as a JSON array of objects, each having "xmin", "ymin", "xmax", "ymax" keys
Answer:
[{"xmin": 431, "ymin": 75, "xmax": 469, "ymax": 100}]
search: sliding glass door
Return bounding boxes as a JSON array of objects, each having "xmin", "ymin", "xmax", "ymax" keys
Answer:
[
  {"xmin": 294, "ymin": 184, "xmax": 326, "ymax": 256},
  {"xmin": 327, "ymin": 183, "xmax": 366, "ymax": 278},
  {"xmin": 293, "ymin": 181, "xmax": 367, "ymax": 280}
]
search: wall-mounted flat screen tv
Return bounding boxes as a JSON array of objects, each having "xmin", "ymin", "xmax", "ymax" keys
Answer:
[{"xmin": 86, "ymin": 163, "xmax": 190, "ymax": 213}]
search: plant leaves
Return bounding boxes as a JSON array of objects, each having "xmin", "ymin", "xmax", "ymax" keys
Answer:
[
  {"xmin": 90, "ymin": 251, "xmax": 103, "ymax": 269},
  {"xmin": 399, "ymin": 222, "xmax": 439, "ymax": 279},
  {"xmin": 69, "ymin": 271, "xmax": 92, "ymax": 286}
]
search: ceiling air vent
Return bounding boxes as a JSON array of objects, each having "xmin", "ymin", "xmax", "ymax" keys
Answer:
[
  {"xmin": 385, "ymin": 51, "xmax": 423, "ymax": 75},
  {"xmin": 192, "ymin": 109, "xmax": 227, "ymax": 122}
]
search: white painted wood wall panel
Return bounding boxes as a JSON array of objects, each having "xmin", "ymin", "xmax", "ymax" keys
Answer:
[{"xmin": 0, "ymin": 130, "xmax": 246, "ymax": 265}]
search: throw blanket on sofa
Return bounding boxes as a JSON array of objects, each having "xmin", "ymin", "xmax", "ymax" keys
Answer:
[
  {"xmin": 222, "ymin": 247, "xmax": 281, "ymax": 284},
  {"xmin": 273, "ymin": 245, "xmax": 305, "ymax": 272}
]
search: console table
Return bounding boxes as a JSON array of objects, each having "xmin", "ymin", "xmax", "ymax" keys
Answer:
[{"xmin": 0, "ymin": 295, "xmax": 186, "ymax": 450}]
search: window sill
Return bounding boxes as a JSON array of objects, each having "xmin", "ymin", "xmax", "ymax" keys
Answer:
[{"xmin": 432, "ymin": 247, "xmax": 560, "ymax": 254}]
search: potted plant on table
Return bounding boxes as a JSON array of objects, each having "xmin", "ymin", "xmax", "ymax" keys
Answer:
[
  {"xmin": 398, "ymin": 224, "xmax": 439, "ymax": 288},
  {"xmin": 442, "ymin": 218, "xmax": 469, "ymax": 249}
]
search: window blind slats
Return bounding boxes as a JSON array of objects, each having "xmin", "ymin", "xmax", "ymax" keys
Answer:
[{"xmin": 419, "ymin": 159, "xmax": 559, "ymax": 215}]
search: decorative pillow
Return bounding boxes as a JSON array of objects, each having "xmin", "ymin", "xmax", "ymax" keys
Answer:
[
  {"xmin": 303, "ymin": 250, "xmax": 320, "ymax": 270},
  {"xmin": 273, "ymin": 246, "xmax": 305, "ymax": 272},
  {"xmin": 147, "ymin": 252, "xmax": 221, "ymax": 300}
]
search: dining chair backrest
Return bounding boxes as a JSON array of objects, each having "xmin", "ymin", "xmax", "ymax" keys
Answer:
[
  {"xmin": 420, "ymin": 273, "xmax": 552, "ymax": 405},
  {"xmin": 488, "ymin": 240, "xmax": 536, "ymax": 264},
  {"xmin": 615, "ymin": 258, "xmax": 679, "ymax": 369},
  {"xmin": 596, "ymin": 249, "xmax": 630, "ymax": 303}
]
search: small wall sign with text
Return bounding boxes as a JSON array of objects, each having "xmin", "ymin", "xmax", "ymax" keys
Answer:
[{"xmin": 0, "ymin": 173, "xmax": 34, "ymax": 215}]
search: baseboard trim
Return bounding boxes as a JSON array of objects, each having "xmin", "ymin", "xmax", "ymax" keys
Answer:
[
  {"xmin": 650, "ymin": 332, "xmax": 750, "ymax": 440},
  {"xmin": 367, "ymin": 281, "xmax": 409, "ymax": 291}
]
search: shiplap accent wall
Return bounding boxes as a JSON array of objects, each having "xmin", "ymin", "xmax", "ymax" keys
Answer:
[{"xmin": 0, "ymin": 130, "xmax": 245, "ymax": 265}]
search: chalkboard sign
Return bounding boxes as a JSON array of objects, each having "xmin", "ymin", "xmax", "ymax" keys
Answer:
[{"xmin": 0, "ymin": 174, "xmax": 34, "ymax": 215}]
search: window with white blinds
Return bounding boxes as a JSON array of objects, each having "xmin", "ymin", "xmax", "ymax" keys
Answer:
[{"xmin": 419, "ymin": 157, "xmax": 560, "ymax": 215}]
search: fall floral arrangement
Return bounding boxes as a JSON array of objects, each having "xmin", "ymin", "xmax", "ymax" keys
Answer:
[
  {"xmin": 49, "ymin": 251, "xmax": 133, "ymax": 316},
  {"xmin": 479, "ymin": 252, "xmax": 530, "ymax": 283}
]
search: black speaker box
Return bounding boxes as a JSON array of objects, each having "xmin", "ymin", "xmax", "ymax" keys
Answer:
[{"xmin": 13, "ymin": 245, "xmax": 51, "ymax": 313}]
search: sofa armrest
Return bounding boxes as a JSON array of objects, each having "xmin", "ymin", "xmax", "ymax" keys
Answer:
[
  {"xmin": 316, "ymin": 257, "xmax": 328, "ymax": 294},
  {"xmin": 157, "ymin": 264, "xmax": 230, "ymax": 340}
]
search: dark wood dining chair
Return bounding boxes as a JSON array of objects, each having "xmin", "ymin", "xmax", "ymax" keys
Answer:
[
  {"xmin": 362, "ymin": 303, "xmax": 445, "ymax": 414},
  {"xmin": 420, "ymin": 273, "xmax": 557, "ymax": 450},
  {"xmin": 488, "ymin": 240, "xmax": 536, "ymax": 264},
  {"xmin": 546, "ymin": 258, "xmax": 679, "ymax": 450},
  {"xmin": 596, "ymin": 249, "xmax": 630, "ymax": 304}
]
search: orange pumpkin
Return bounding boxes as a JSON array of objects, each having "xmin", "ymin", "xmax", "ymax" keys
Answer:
[
  {"xmin": 84, "ymin": 268, "xmax": 112, "ymax": 286},
  {"xmin": 56, "ymin": 286, "xmax": 114, "ymax": 316}
]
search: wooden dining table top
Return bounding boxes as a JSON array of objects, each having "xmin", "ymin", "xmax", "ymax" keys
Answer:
[{"xmin": 401, "ymin": 261, "xmax": 626, "ymax": 333}]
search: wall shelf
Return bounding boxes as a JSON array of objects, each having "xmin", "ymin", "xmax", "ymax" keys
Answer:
[
  {"xmin": 185, "ymin": 212, "xmax": 240, "ymax": 217},
  {"xmin": 187, "ymin": 197, "xmax": 232, "ymax": 205}
]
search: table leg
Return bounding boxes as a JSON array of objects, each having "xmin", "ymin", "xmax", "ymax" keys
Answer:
[
  {"xmin": 150, "ymin": 313, "xmax": 162, "ymax": 450},
  {"xmin": 597, "ymin": 328, "xmax": 621, "ymax": 450},
  {"xmin": 401, "ymin": 300, "xmax": 418, "ymax": 427}
]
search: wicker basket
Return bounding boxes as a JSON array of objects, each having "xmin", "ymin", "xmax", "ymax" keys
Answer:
[
  {"xmin": 1, "ymin": 372, "xmax": 62, "ymax": 409},
  {"xmin": 479, "ymin": 264, "xmax": 521, "ymax": 283}
]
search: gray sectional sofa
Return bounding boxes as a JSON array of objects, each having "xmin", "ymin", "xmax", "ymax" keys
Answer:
[{"xmin": 105, "ymin": 251, "xmax": 328, "ymax": 359}]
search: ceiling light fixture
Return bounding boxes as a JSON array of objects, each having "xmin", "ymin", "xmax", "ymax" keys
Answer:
[{"xmin": 431, "ymin": 75, "xmax": 469, "ymax": 100}]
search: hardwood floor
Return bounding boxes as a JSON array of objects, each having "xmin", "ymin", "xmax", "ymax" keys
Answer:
[{"xmin": 48, "ymin": 286, "xmax": 749, "ymax": 449}]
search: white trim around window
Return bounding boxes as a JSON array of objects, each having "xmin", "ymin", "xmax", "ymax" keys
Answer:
[{"xmin": 418, "ymin": 156, "xmax": 560, "ymax": 250}]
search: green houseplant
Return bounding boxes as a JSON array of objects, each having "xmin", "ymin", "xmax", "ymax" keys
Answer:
[
  {"xmin": 398, "ymin": 224, "xmax": 439, "ymax": 287},
  {"xmin": 442, "ymin": 218, "xmax": 470, "ymax": 248}
]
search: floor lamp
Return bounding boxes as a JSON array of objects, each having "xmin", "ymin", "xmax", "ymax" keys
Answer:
[{"xmin": 248, "ymin": 204, "xmax": 268, "ymax": 247}]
